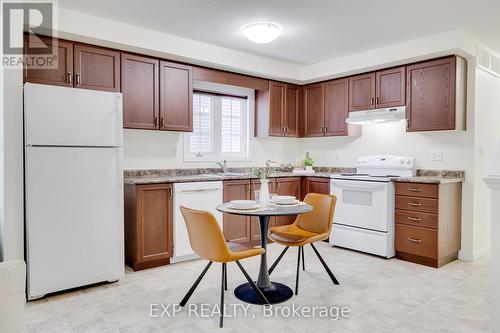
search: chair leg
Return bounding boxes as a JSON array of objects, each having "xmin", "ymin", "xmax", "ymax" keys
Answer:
[
  {"xmin": 268, "ymin": 246, "xmax": 289, "ymax": 275},
  {"xmin": 310, "ymin": 243, "xmax": 339, "ymax": 285},
  {"xmin": 180, "ymin": 261, "xmax": 213, "ymax": 307},
  {"xmin": 301, "ymin": 245, "xmax": 305, "ymax": 271},
  {"xmin": 224, "ymin": 265, "xmax": 227, "ymax": 291},
  {"xmin": 220, "ymin": 263, "xmax": 226, "ymax": 328},
  {"xmin": 295, "ymin": 246, "xmax": 301, "ymax": 295},
  {"xmin": 235, "ymin": 261, "xmax": 270, "ymax": 305}
]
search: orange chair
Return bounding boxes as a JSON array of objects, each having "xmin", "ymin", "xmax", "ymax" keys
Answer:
[
  {"xmin": 179, "ymin": 206, "xmax": 269, "ymax": 328},
  {"xmin": 267, "ymin": 193, "xmax": 339, "ymax": 295}
]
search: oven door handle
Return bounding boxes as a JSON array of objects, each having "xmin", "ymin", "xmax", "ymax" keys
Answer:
[{"xmin": 331, "ymin": 180, "xmax": 387, "ymax": 191}]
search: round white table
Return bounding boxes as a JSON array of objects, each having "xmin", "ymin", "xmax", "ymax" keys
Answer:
[{"xmin": 216, "ymin": 202, "xmax": 313, "ymax": 304}]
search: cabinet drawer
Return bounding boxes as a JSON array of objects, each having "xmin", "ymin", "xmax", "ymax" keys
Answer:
[
  {"xmin": 395, "ymin": 224, "xmax": 437, "ymax": 258},
  {"xmin": 396, "ymin": 196, "xmax": 438, "ymax": 214},
  {"xmin": 395, "ymin": 210, "xmax": 438, "ymax": 229},
  {"xmin": 396, "ymin": 182, "xmax": 438, "ymax": 198}
]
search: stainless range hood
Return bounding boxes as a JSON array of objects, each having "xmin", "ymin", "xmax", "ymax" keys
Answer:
[{"xmin": 345, "ymin": 106, "xmax": 406, "ymax": 125}]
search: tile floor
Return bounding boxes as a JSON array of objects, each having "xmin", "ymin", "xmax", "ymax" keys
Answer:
[{"xmin": 24, "ymin": 242, "xmax": 491, "ymax": 333}]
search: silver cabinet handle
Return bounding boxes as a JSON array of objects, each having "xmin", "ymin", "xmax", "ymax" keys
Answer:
[
  {"xmin": 75, "ymin": 73, "xmax": 81, "ymax": 87},
  {"xmin": 408, "ymin": 202, "xmax": 422, "ymax": 207},
  {"xmin": 375, "ymin": 96, "xmax": 379, "ymax": 105},
  {"xmin": 407, "ymin": 237, "xmax": 422, "ymax": 243},
  {"xmin": 370, "ymin": 97, "xmax": 374, "ymax": 105},
  {"xmin": 409, "ymin": 188, "xmax": 423, "ymax": 192},
  {"xmin": 68, "ymin": 72, "xmax": 72, "ymax": 86},
  {"xmin": 407, "ymin": 216, "xmax": 422, "ymax": 221}
]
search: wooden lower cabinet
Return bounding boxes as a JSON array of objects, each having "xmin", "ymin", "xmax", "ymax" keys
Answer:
[
  {"xmin": 301, "ymin": 177, "xmax": 330, "ymax": 200},
  {"xmin": 222, "ymin": 180, "xmax": 251, "ymax": 243},
  {"xmin": 274, "ymin": 177, "xmax": 302, "ymax": 227},
  {"xmin": 124, "ymin": 183, "xmax": 173, "ymax": 271},
  {"xmin": 395, "ymin": 182, "xmax": 462, "ymax": 268}
]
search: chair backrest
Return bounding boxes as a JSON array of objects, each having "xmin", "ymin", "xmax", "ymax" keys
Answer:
[
  {"xmin": 179, "ymin": 206, "xmax": 230, "ymax": 262},
  {"xmin": 294, "ymin": 193, "xmax": 337, "ymax": 235}
]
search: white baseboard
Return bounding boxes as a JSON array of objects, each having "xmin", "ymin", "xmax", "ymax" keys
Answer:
[{"xmin": 459, "ymin": 245, "xmax": 491, "ymax": 261}]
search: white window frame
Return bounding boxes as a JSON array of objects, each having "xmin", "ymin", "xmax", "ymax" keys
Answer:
[{"xmin": 184, "ymin": 81, "xmax": 254, "ymax": 162}]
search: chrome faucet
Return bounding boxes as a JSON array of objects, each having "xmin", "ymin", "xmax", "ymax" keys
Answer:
[{"xmin": 216, "ymin": 160, "xmax": 228, "ymax": 174}]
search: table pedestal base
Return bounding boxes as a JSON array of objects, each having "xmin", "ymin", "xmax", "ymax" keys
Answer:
[{"xmin": 234, "ymin": 282, "xmax": 293, "ymax": 305}]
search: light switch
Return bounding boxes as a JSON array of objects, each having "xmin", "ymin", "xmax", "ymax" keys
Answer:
[{"xmin": 431, "ymin": 151, "xmax": 443, "ymax": 161}]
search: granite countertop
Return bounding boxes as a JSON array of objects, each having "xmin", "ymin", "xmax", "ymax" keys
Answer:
[
  {"xmin": 124, "ymin": 167, "xmax": 465, "ymax": 185},
  {"xmin": 124, "ymin": 169, "xmax": 340, "ymax": 185},
  {"xmin": 393, "ymin": 169, "xmax": 465, "ymax": 184}
]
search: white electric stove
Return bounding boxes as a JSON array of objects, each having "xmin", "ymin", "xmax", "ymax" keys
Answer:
[{"xmin": 329, "ymin": 155, "xmax": 415, "ymax": 258}]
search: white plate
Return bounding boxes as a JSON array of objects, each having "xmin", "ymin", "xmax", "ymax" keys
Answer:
[
  {"xmin": 275, "ymin": 199, "xmax": 301, "ymax": 205},
  {"xmin": 229, "ymin": 200, "xmax": 259, "ymax": 210},
  {"xmin": 273, "ymin": 196, "xmax": 297, "ymax": 205}
]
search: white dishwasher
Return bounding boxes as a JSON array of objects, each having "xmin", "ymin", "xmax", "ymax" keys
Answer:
[{"xmin": 172, "ymin": 181, "xmax": 223, "ymax": 263}]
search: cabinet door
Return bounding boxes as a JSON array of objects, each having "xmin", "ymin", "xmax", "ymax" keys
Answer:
[
  {"xmin": 302, "ymin": 177, "xmax": 330, "ymax": 200},
  {"xmin": 249, "ymin": 179, "xmax": 276, "ymax": 241},
  {"xmin": 349, "ymin": 72, "xmax": 375, "ymax": 111},
  {"xmin": 74, "ymin": 44, "xmax": 120, "ymax": 92},
  {"xmin": 269, "ymin": 81, "xmax": 285, "ymax": 136},
  {"xmin": 375, "ymin": 66, "xmax": 406, "ymax": 108},
  {"xmin": 24, "ymin": 35, "xmax": 73, "ymax": 87},
  {"xmin": 324, "ymin": 78, "xmax": 348, "ymax": 136},
  {"xmin": 159, "ymin": 61, "xmax": 193, "ymax": 132},
  {"xmin": 275, "ymin": 178, "xmax": 301, "ymax": 227},
  {"xmin": 136, "ymin": 184, "xmax": 173, "ymax": 264},
  {"xmin": 121, "ymin": 53, "xmax": 159, "ymax": 130},
  {"xmin": 284, "ymin": 84, "xmax": 299, "ymax": 137},
  {"xmin": 303, "ymin": 83, "xmax": 324, "ymax": 137},
  {"xmin": 223, "ymin": 180, "xmax": 251, "ymax": 243},
  {"xmin": 406, "ymin": 57, "xmax": 456, "ymax": 131}
]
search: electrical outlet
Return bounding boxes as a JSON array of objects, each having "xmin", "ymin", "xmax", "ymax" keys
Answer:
[
  {"xmin": 336, "ymin": 151, "xmax": 342, "ymax": 160},
  {"xmin": 431, "ymin": 151, "xmax": 443, "ymax": 161}
]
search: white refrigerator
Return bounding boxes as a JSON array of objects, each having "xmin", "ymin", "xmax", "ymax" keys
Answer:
[{"xmin": 24, "ymin": 83, "xmax": 124, "ymax": 300}]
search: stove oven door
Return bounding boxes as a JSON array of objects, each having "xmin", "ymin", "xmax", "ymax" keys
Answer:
[{"xmin": 330, "ymin": 179, "xmax": 393, "ymax": 232}]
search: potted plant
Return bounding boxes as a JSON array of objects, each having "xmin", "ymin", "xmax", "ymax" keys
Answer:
[{"xmin": 303, "ymin": 152, "xmax": 314, "ymax": 172}]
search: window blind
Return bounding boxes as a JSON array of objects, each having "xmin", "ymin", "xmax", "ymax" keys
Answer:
[
  {"xmin": 190, "ymin": 94, "xmax": 213, "ymax": 154},
  {"xmin": 221, "ymin": 98, "xmax": 242, "ymax": 153}
]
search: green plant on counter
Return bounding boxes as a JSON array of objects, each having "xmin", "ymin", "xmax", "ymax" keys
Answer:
[{"xmin": 303, "ymin": 157, "xmax": 314, "ymax": 167}]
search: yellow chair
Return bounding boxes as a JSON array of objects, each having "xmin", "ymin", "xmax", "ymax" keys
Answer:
[
  {"xmin": 179, "ymin": 206, "xmax": 269, "ymax": 328},
  {"xmin": 267, "ymin": 193, "xmax": 339, "ymax": 295}
]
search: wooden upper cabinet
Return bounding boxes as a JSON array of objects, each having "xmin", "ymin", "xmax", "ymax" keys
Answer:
[
  {"xmin": 135, "ymin": 184, "xmax": 173, "ymax": 269},
  {"xmin": 269, "ymin": 81, "xmax": 285, "ymax": 136},
  {"xmin": 375, "ymin": 66, "xmax": 406, "ymax": 108},
  {"xmin": 256, "ymin": 81, "xmax": 299, "ymax": 137},
  {"xmin": 159, "ymin": 61, "xmax": 193, "ymax": 132},
  {"xmin": 24, "ymin": 35, "xmax": 73, "ymax": 87},
  {"xmin": 303, "ymin": 83, "xmax": 324, "ymax": 137},
  {"xmin": 406, "ymin": 56, "xmax": 460, "ymax": 132},
  {"xmin": 324, "ymin": 78, "xmax": 349, "ymax": 136},
  {"xmin": 222, "ymin": 180, "xmax": 251, "ymax": 243},
  {"xmin": 349, "ymin": 73, "xmax": 375, "ymax": 111},
  {"xmin": 74, "ymin": 44, "xmax": 120, "ymax": 92},
  {"xmin": 284, "ymin": 84, "xmax": 299, "ymax": 137},
  {"xmin": 121, "ymin": 53, "xmax": 159, "ymax": 130}
]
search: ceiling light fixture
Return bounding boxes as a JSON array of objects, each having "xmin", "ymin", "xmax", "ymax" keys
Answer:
[{"xmin": 243, "ymin": 22, "xmax": 282, "ymax": 44}]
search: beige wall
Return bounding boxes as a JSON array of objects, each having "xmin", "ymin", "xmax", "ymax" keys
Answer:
[{"xmin": 472, "ymin": 69, "xmax": 500, "ymax": 258}]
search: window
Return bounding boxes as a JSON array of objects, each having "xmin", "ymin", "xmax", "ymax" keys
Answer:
[{"xmin": 184, "ymin": 83, "xmax": 252, "ymax": 162}]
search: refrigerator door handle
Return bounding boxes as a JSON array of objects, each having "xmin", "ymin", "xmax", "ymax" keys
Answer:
[
  {"xmin": 115, "ymin": 148, "xmax": 123, "ymax": 207},
  {"xmin": 115, "ymin": 94, "xmax": 123, "ymax": 146}
]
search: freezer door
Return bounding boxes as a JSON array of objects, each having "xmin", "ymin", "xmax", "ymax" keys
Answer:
[
  {"xmin": 25, "ymin": 146, "xmax": 124, "ymax": 299},
  {"xmin": 24, "ymin": 83, "xmax": 123, "ymax": 147}
]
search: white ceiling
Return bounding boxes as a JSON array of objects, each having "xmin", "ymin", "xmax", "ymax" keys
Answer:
[{"xmin": 59, "ymin": 0, "xmax": 500, "ymax": 65}]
